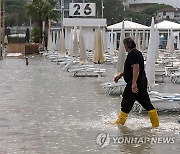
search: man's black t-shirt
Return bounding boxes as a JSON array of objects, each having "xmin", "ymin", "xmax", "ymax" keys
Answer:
[{"xmin": 123, "ymin": 48, "xmax": 146, "ymax": 83}]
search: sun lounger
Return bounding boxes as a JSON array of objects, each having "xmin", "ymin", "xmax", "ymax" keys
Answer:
[
  {"xmin": 102, "ymin": 80, "xmax": 126, "ymax": 95},
  {"xmin": 68, "ymin": 66, "xmax": 106, "ymax": 77},
  {"xmin": 133, "ymin": 91, "xmax": 180, "ymax": 113},
  {"xmin": 165, "ymin": 66, "xmax": 179, "ymax": 77},
  {"xmin": 155, "ymin": 70, "xmax": 166, "ymax": 82},
  {"xmin": 170, "ymin": 71, "xmax": 180, "ymax": 83}
]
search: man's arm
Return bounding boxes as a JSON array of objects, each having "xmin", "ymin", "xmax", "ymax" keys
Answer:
[
  {"xmin": 114, "ymin": 72, "xmax": 124, "ymax": 83},
  {"xmin": 132, "ymin": 64, "xmax": 139, "ymax": 93}
]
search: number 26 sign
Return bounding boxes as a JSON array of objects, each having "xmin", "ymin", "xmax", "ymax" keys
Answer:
[{"xmin": 69, "ymin": 3, "xmax": 96, "ymax": 17}]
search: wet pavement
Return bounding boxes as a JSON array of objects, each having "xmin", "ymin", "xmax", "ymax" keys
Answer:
[{"xmin": 0, "ymin": 55, "xmax": 179, "ymax": 154}]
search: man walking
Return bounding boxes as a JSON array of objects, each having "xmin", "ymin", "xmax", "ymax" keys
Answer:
[{"xmin": 114, "ymin": 37, "xmax": 159, "ymax": 127}]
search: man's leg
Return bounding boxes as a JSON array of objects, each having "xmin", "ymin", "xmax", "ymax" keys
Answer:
[
  {"xmin": 115, "ymin": 85, "xmax": 136, "ymax": 125},
  {"xmin": 136, "ymin": 91, "xmax": 159, "ymax": 127}
]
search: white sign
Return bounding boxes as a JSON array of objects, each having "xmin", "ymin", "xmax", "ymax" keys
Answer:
[{"xmin": 69, "ymin": 3, "xmax": 96, "ymax": 17}]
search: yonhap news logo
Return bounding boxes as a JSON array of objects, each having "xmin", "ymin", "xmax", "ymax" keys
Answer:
[
  {"xmin": 96, "ymin": 133, "xmax": 175, "ymax": 148},
  {"xmin": 96, "ymin": 133, "xmax": 111, "ymax": 148}
]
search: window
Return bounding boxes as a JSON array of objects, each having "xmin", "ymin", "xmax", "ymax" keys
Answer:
[{"xmin": 163, "ymin": 12, "xmax": 166, "ymax": 16}]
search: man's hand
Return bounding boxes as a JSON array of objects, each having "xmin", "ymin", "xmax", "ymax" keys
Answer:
[
  {"xmin": 114, "ymin": 75, "xmax": 121, "ymax": 83},
  {"xmin": 132, "ymin": 82, "xmax": 138, "ymax": 93}
]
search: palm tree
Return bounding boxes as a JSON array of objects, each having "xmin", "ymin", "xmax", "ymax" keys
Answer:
[{"xmin": 26, "ymin": 0, "xmax": 60, "ymax": 43}]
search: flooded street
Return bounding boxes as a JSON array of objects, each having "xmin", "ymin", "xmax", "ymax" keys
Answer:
[{"xmin": 0, "ymin": 55, "xmax": 179, "ymax": 154}]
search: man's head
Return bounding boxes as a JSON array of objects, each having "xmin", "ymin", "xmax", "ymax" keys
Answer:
[{"xmin": 123, "ymin": 37, "xmax": 136, "ymax": 52}]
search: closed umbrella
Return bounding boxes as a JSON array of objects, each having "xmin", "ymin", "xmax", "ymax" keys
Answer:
[
  {"xmin": 146, "ymin": 17, "xmax": 156, "ymax": 88},
  {"xmin": 79, "ymin": 27, "xmax": 87, "ymax": 64},
  {"xmin": 47, "ymin": 20, "xmax": 52, "ymax": 51},
  {"xmin": 67, "ymin": 29, "xmax": 73, "ymax": 55},
  {"xmin": 167, "ymin": 28, "xmax": 174, "ymax": 53},
  {"xmin": 72, "ymin": 27, "xmax": 79, "ymax": 57},
  {"xmin": 155, "ymin": 27, "xmax": 159, "ymax": 59},
  {"xmin": 109, "ymin": 29, "xmax": 114, "ymax": 55},
  {"xmin": 115, "ymin": 21, "xmax": 126, "ymax": 76},
  {"xmin": 59, "ymin": 29, "xmax": 66, "ymax": 56},
  {"xmin": 86, "ymin": 32, "xmax": 90, "ymax": 51},
  {"xmin": 93, "ymin": 27, "xmax": 105, "ymax": 64},
  {"xmin": 177, "ymin": 31, "xmax": 180, "ymax": 50}
]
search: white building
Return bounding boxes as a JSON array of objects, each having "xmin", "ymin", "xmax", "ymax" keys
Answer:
[
  {"xmin": 155, "ymin": 8, "xmax": 180, "ymax": 23},
  {"xmin": 63, "ymin": 18, "xmax": 107, "ymax": 51}
]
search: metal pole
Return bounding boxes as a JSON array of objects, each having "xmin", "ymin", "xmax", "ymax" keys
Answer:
[
  {"xmin": 101, "ymin": 0, "xmax": 104, "ymax": 18},
  {"xmin": 2, "ymin": 0, "xmax": 5, "ymax": 49},
  {"xmin": 0, "ymin": 0, "xmax": 2, "ymax": 58},
  {"xmin": 60, "ymin": 0, "xmax": 64, "ymax": 27},
  {"xmin": 62, "ymin": 0, "xmax": 64, "ymax": 21}
]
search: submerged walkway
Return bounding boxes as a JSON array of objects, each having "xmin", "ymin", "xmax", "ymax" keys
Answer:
[{"xmin": 0, "ymin": 55, "xmax": 179, "ymax": 154}]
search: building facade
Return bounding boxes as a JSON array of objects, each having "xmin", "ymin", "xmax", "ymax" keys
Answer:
[{"xmin": 155, "ymin": 8, "xmax": 180, "ymax": 23}]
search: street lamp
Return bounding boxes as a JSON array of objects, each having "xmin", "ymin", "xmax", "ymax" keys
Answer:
[
  {"xmin": 102, "ymin": 0, "xmax": 104, "ymax": 18},
  {"xmin": 111, "ymin": 18, "xmax": 114, "ymax": 25}
]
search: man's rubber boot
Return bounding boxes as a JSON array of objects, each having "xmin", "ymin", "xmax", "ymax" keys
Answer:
[
  {"xmin": 148, "ymin": 109, "xmax": 159, "ymax": 127},
  {"xmin": 114, "ymin": 111, "xmax": 128, "ymax": 125}
]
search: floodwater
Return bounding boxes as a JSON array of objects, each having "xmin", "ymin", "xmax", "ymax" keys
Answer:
[{"xmin": 0, "ymin": 55, "xmax": 179, "ymax": 154}]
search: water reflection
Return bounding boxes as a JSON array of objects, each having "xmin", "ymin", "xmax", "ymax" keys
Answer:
[{"xmin": 0, "ymin": 55, "xmax": 179, "ymax": 153}]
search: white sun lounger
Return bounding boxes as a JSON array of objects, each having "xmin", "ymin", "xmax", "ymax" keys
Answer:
[
  {"xmin": 170, "ymin": 72, "xmax": 180, "ymax": 83},
  {"xmin": 133, "ymin": 91, "xmax": 180, "ymax": 113},
  {"xmin": 68, "ymin": 66, "xmax": 106, "ymax": 77},
  {"xmin": 61, "ymin": 57, "xmax": 77, "ymax": 71},
  {"xmin": 155, "ymin": 70, "xmax": 166, "ymax": 82},
  {"xmin": 102, "ymin": 80, "xmax": 126, "ymax": 95}
]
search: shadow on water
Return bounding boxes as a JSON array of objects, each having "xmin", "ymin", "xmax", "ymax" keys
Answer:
[{"xmin": 117, "ymin": 125, "xmax": 153, "ymax": 154}]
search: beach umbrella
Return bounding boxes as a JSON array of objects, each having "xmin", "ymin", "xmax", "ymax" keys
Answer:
[
  {"xmin": 72, "ymin": 27, "xmax": 79, "ymax": 57},
  {"xmin": 93, "ymin": 28, "xmax": 98, "ymax": 51},
  {"xmin": 167, "ymin": 28, "xmax": 174, "ymax": 53},
  {"xmin": 141, "ymin": 30, "xmax": 146, "ymax": 50},
  {"xmin": 177, "ymin": 31, "xmax": 180, "ymax": 50},
  {"xmin": 67, "ymin": 29, "xmax": 73, "ymax": 55},
  {"xmin": 155, "ymin": 27, "xmax": 159, "ymax": 59},
  {"xmin": 59, "ymin": 29, "xmax": 66, "ymax": 57},
  {"xmin": 65, "ymin": 28, "xmax": 68, "ymax": 52},
  {"xmin": 52, "ymin": 31, "xmax": 56, "ymax": 51},
  {"xmin": 115, "ymin": 21, "xmax": 126, "ymax": 76},
  {"xmin": 146, "ymin": 17, "xmax": 156, "ymax": 88},
  {"xmin": 107, "ymin": 32, "xmax": 111, "ymax": 52},
  {"xmin": 109, "ymin": 29, "xmax": 115, "ymax": 57},
  {"xmin": 93, "ymin": 27, "xmax": 105, "ymax": 64},
  {"xmin": 86, "ymin": 32, "xmax": 90, "ymax": 51},
  {"xmin": 79, "ymin": 27, "xmax": 87, "ymax": 64},
  {"xmin": 47, "ymin": 20, "xmax": 52, "ymax": 51}
]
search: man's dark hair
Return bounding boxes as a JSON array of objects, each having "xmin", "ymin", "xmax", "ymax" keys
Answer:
[{"xmin": 123, "ymin": 37, "xmax": 136, "ymax": 49}]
